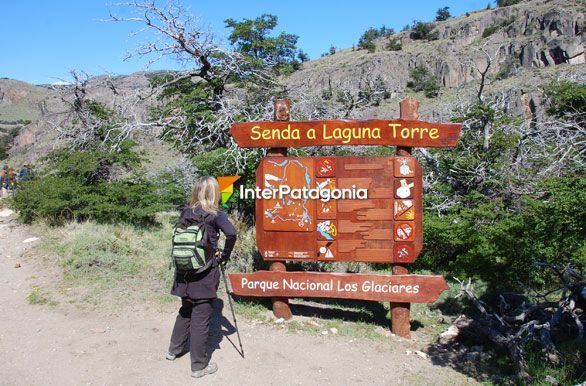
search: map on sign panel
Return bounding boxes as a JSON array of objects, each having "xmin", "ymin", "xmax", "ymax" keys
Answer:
[{"xmin": 263, "ymin": 159, "xmax": 315, "ymax": 232}]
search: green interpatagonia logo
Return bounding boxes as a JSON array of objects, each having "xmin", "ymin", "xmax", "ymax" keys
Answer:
[{"xmin": 218, "ymin": 176, "xmax": 241, "ymax": 207}]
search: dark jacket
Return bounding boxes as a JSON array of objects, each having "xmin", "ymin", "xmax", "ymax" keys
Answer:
[{"xmin": 171, "ymin": 206, "xmax": 237, "ymax": 300}]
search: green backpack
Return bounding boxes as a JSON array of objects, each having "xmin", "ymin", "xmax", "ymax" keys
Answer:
[{"xmin": 171, "ymin": 213, "xmax": 212, "ymax": 273}]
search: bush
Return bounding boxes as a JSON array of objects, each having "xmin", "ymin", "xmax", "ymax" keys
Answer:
[
  {"xmin": 417, "ymin": 176, "xmax": 586, "ymax": 289},
  {"xmin": 0, "ymin": 125, "xmax": 19, "ymax": 159},
  {"xmin": 435, "ymin": 7, "xmax": 451, "ymax": 22},
  {"xmin": 544, "ymin": 80, "xmax": 586, "ymax": 121},
  {"xmin": 410, "ymin": 21, "xmax": 438, "ymax": 41},
  {"xmin": 482, "ymin": 25, "xmax": 499, "ymax": 38},
  {"xmin": 385, "ymin": 38, "xmax": 402, "ymax": 51},
  {"xmin": 496, "ymin": 0, "xmax": 522, "ymax": 6},
  {"xmin": 358, "ymin": 40, "xmax": 376, "ymax": 53},
  {"xmin": 357, "ymin": 25, "xmax": 395, "ymax": 52},
  {"xmin": 11, "ymin": 147, "xmax": 177, "ymax": 226},
  {"xmin": 407, "ymin": 66, "xmax": 440, "ymax": 98}
]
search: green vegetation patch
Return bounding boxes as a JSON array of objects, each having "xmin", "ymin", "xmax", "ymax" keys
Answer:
[{"xmin": 37, "ymin": 213, "xmax": 176, "ymax": 304}]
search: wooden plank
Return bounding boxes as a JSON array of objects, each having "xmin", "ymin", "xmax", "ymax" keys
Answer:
[
  {"xmin": 230, "ymin": 119, "xmax": 462, "ymax": 148},
  {"xmin": 228, "ymin": 272, "xmax": 448, "ymax": 303}
]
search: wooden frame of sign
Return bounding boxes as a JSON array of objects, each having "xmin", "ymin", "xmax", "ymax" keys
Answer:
[{"xmin": 228, "ymin": 98, "xmax": 462, "ymax": 338}]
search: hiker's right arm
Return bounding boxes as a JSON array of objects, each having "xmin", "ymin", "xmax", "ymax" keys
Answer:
[{"xmin": 216, "ymin": 213, "xmax": 237, "ymax": 262}]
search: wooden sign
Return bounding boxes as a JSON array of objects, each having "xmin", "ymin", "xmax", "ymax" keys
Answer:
[
  {"xmin": 230, "ymin": 119, "xmax": 462, "ymax": 148},
  {"xmin": 229, "ymin": 272, "xmax": 448, "ymax": 303},
  {"xmin": 255, "ymin": 156, "xmax": 423, "ymax": 263}
]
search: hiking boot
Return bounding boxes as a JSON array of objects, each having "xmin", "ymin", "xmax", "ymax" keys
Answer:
[
  {"xmin": 166, "ymin": 349, "xmax": 189, "ymax": 361},
  {"xmin": 191, "ymin": 362, "xmax": 218, "ymax": 378}
]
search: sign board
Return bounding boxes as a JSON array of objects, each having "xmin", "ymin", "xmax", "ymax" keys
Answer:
[
  {"xmin": 230, "ymin": 119, "xmax": 462, "ymax": 148},
  {"xmin": 255, "ymin": 156, "xmax": 423, "ymax": 263},
  {"xmin": 229, "ymin": 272, "xmax": 448, "ymax": 303}
]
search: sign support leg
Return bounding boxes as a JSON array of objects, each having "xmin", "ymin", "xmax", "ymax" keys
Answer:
[
  {"xmin": 390, "ymin": 97, "xmax": 420, "ymax": 338},
  {"xmin": 269, "ymin": 98, "xmax": 293, "ymax": 320},
  {"xmin": 269, "ymin": 261, "xmax": 293, "ymax": 319}
]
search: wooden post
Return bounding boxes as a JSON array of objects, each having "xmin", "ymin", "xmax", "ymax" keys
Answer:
[
  {"xmin": 390, "ymin": 97, "xmax": 420, "ymax": 338},
  {"xmin": 268, "ymin": 98, "xmax": 293, "ymax": 320}
]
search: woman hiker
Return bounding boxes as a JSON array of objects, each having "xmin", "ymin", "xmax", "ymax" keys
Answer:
[{"xmin": 166, "ymin": 176, "xmax": 237, "ymax": 378}]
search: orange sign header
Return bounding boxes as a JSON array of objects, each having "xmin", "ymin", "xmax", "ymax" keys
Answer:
[{"xmin": 230, "ymin": 119, "xmax": 462, "ymax": 148}]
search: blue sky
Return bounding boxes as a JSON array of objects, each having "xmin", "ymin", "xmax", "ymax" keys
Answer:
[{"xmin": 1, "ymin": 0, "xmax": 488, "ymax": 84}]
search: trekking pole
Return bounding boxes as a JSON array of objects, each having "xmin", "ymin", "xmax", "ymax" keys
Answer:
[{"xmin": 220, "ymin": 264, "xmax": 245, "ymax": 358}]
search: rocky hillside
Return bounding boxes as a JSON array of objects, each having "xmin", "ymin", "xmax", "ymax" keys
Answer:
[
  {"xmin": 0, "ymin": 0, "xmax": 584, "ymax": 164},
  {"xmin": 286, "ymin": 0, "xmax": 585, "ymax": 121}
]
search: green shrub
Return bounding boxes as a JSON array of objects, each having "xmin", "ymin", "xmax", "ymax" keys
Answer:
[
  {"xmin": 435, "ymin": 7, "xmax": 451, "ymax": 22},
  {"xmin": 417, "ymin": 176, "xmax": 586, "ymax": 289},
  {"xmin": 407, "ymin": 66, "xmax": 440, "ymax": 98},
  {"xmin": 357, "ymin": 25, "xmax": 394, "ymax": 52},
  {"xmin": 544, "ymin": 80, "xmax": 586, "ymax": 120},
  {"xmin": 385, "ymin": 38, "xmax": 402, "ymax": 51},
  {"xmin": 0, "ymin": 125, "xmax": 20, "ymax": 159},
  {"xmin": 482, "ymin": 25, "xmax": 499, "ymax": 38},
  {"xmin": 496, "ymin": 0, "xmax": 522, "ymax": 7},
  {"xmin": 410, "ymin": 21, "xmax": 438, "ymax": 41},
  {"xmin": 358, "ymin": 40, "xmax": 376, "ymax": 53},
  {"xmin": 11, "ymin": 147, "xmax": 176, "ymax": 226}
]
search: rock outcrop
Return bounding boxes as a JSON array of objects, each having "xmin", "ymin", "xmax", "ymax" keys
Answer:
[{"xmin": 285, "ymin": 0, "xmax": 585, "ymax": 120}]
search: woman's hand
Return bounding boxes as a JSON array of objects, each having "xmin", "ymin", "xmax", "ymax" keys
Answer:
[{"xmin": 215, "ymin": 250, "xmax": 228, "ymax": 266}]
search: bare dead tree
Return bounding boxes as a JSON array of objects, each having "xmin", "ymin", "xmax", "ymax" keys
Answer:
[{"xmin": 48, "ymin": 70, "xmax": 167, "ymax": 152}]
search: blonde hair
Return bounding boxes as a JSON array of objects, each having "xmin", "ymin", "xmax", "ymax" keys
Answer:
[{"xmin": 190, "ymin": 176, "xmax": 220, "ymax": 214}]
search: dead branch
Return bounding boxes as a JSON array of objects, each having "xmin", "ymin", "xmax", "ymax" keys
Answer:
[{"xmin": 452, "ymin": 263, "xmax": 585, "ymax": 383}]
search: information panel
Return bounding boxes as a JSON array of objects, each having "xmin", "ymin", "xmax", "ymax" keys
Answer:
[{"xmin": 255, "ymin": 156, "xmax": 423, "ymax": 263}]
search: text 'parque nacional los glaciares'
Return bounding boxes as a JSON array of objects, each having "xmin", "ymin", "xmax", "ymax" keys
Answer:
[
  {"xmin": 229, "ymin": 271, "xmax": 448, "ymax": 303},
  {"xmin": 230, "ymin": 119, "xmax": 462, "ymax": 148}
]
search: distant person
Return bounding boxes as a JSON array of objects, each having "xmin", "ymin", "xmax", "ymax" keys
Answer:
[
  {"xmin": 2, "ymin": 165, "xmax": 9, "ymax": 196},
  {"xmin": 18, "ymin": 166, "xmax": 27, "ymax": 179},
  {"xmin": 6, "ymin": 169, "xmax": 15, "ymax": 194},
  {"xmin": 0, "ymin": 170, "xmax": 5, "ymax": 197},
  {"xmin": 166, "ymin": 176, "xmax": 237, "ymax": 379}
]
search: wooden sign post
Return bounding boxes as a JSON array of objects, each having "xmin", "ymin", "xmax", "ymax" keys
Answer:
[
  {"xmin": 228, "ymin": 98, "xmax": 462, "ymax": 337},
  {"xmin": 391, "ymin": 97, "xmax": 419, "ymax": 338},
  {"xmin": 268, "ymin": 99, "xmax": 293, "ymax": 320}
]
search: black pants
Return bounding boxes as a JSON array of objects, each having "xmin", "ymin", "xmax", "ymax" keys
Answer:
[{"xmin": 168, "ymin": 298, "xmax": 213, "ymax": 371}]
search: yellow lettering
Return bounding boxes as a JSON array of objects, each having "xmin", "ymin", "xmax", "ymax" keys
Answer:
[
  {"xmin": 388, "ymin": 123, "xmax": 401, "ymax": 138},
  {"xmin": 342, "ymin": 128, "xmax": 352, "ymax": 143},
  {"xmin": 332, "ymin": 127, "xmax": 341, "ymax": 141},
  {"xmin": 400, "ymin": 127, "xmax": 410, "ymax": 139},
  {"xmin": 323, "ymin": 124, "xmax": 332, "ymax": 140},
  {"xmin": 307, "ymin": 128, "xmax": 316, "ymax": 139},
  {"xmin": 372, "ymin": 127, "xmax": 381, "ymax": 138},
  {"xmin": 429, "ymin": 128, "xmax": 439, "ymax": 139},
  {"xmin": 412, "ymin": 127, "xmax": 420, "ymax": 139},
  {"xmin": 420, "ymin": 127, "xmax": 428, "ymax": 139},
  {"xmin": 251, "ymin": 125, "xmax": 261, "ymax": 140},
  {"xmin": 262, "ymin": 129, "xmax": 272, "ymax": 140},
  {"xmin": 281, "ymin": 124, "xmax": 290, "ymax": 140}
]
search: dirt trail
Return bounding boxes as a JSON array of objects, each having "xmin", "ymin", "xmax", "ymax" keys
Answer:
[{"xmin": 0, "ymin": 213, "xmax": 477, "ymax": 386}]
